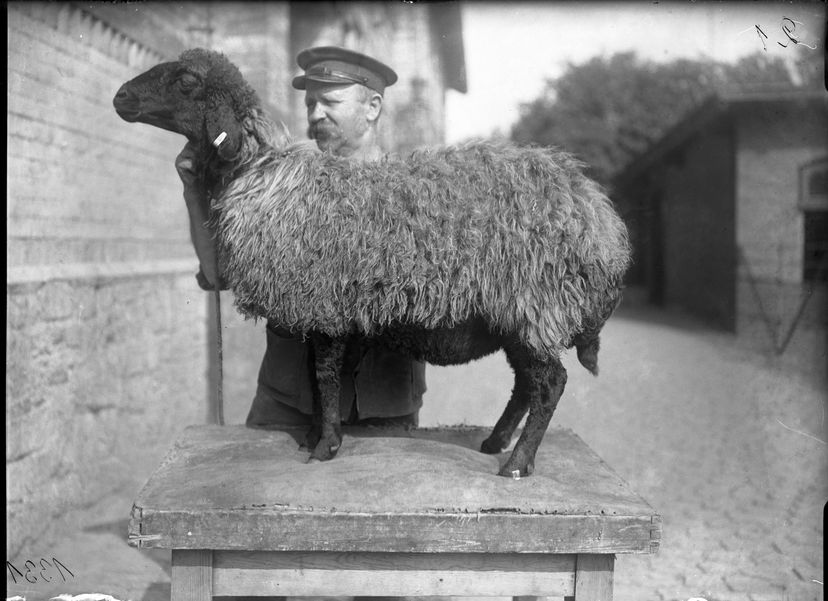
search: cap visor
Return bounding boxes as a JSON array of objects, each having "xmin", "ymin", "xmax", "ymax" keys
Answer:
[{"xmin": 293, "ymin": 73, "xmax": 367, "ymax": 90}]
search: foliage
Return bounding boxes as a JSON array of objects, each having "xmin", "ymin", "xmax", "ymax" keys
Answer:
[{"xmin": 510, "ymin": 49, "xmax": 823, "ymax": 186}]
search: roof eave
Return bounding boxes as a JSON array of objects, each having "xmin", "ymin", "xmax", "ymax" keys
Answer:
[{"xmin": 613, "ymin": 89, "xmax": 828, "ymax": 191}]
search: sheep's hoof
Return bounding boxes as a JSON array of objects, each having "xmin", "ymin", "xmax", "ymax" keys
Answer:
[
  {"xmin": 497, "ymin": 461, "xmax": 534, "ymax": 479},
  {"xmin": 480, "ymin": 435, "xmax": 507, "ymax": 455},
  {"xmin": 308, "ymin": 438, "xmax": 341, "ymax": 463}
]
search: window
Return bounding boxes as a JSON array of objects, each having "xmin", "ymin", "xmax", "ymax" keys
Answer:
[
  {"xmin": 807, "ymin": 168, "xmax": 827, "ymax": 198},
  {"xmin": 803, "ymin": 211, "xmax": 828, "ymax": 281},
  {"xmin": 800, "ymin": 158, "xmax": 828, "ymax": 282}
]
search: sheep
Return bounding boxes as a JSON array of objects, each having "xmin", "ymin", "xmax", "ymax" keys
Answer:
[{"xmin": 113, "ymin": 48, "xmax": 631, "ymax": 478}]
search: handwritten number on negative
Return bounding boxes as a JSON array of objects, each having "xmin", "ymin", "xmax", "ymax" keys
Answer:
[
  {"xmin": 23, "ymin": 560, "xmax": 37, "ymax": 584},
  {"xmin": 39, "ymin": 558, "xmax": 54, "ymax": 582},
  {"xmin": 6, "ymin": 557, "xmax": 74, "ymax": 584},
  {"xmin": 778, "ymin": 17, "xmax": 817, "ymax": 49},
  {"xmin": 755, "ymin": 24, "xmax": 769, "ymax": 51},
  {"xmin": 754, "ymin": 18, "xmax": 817, "ymax": 51},
  {"xmin": 7, "ymin": 561, "xmax": 25, "ymax": 584},
  {"xmin": 52, "ymin": 557, "xmax": 75, "ymax": 580}
]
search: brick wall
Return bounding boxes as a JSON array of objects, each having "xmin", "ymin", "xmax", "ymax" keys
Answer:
[
  {"xmin": 734, "ymin": 103, "xmax": 828, "ymax": 369},
  {"xmin": 6, "ymin": 4, "xmax": 210, "ymax": 558}
]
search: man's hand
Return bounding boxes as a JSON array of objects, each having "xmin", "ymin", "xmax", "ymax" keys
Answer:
[
  {"xmin": 175, "ymin": 142, "xmax": 222, "ymax": 288},
  {"xmin": 175, "ymin": 142, "xmax": 209, "ymax": 210}
]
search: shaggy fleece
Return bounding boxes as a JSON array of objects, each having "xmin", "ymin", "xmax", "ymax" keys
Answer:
[{"xmin": 214, "ymin": 139, "xmax": 631, "ymax": 358}]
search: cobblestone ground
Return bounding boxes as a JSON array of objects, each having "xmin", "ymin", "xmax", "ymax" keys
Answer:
[
  {"xmin": 8, "ymin": 304, "xmax": 826, "ymax": 601},
  {"xmin": 551, "ymin": 306, "xmax": 827, "ymax": 601}
]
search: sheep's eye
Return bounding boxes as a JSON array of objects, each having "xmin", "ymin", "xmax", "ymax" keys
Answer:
[{"xmin": 176, "ymin": 73, "xmax": 200, "ymax": 93}]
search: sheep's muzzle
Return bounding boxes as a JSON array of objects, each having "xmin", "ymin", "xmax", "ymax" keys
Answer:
[
  {"xmin": 112, "ymin": 61, "xmax": 185, "ymax": 135},
  {"xmin": 113, "ymin": 84, "xmax": 178, "ymax": 133}
]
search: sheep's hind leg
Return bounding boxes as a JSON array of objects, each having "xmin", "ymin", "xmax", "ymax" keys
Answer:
[
  {"xmin": 307, "ymin": 334, "xmax": 345, "ymax": 463},
  {"xmin": 498, "ymin": 355, "xmax": 567, "ymax": 478},
  {"xmin": 480, "ymin": 350, "xmax": 532, "ymax": 454}
]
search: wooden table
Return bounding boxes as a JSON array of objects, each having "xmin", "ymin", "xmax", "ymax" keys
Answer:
[{"xmin": 129, "ymin": 425, "xmax": 660, "ymax": 600}]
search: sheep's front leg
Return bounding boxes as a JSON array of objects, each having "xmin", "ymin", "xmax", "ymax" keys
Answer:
[
  {"xmin": 308, "ymin": 334, "xmax": 346, "ymax": 463},
  {"xmin": 301, "ymin": 408, "xmax": 322, "ymax": 451},
  {"xmin": 499, "ymin": 354, "xmax": 567, "ymax": 478}
]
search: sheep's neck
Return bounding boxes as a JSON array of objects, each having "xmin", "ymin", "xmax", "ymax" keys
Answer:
[{"xmin": 196, "ymin": 156, "xmax": 231, "ymax": 201}]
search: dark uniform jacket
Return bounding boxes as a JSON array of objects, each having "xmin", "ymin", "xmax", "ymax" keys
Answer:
[{"xmin": 255, "ymin": 322, "xmax": 426, "ymax": 421}]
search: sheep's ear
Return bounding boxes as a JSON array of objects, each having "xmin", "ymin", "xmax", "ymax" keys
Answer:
[{"xmin": 205, "ymin": 104, "xmax": 243, "ymax": 161}]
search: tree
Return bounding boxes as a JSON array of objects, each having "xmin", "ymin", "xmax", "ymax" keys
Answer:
[{"xmin": 510, "ymin": 50, "xmax": 819, "ymax": 186}]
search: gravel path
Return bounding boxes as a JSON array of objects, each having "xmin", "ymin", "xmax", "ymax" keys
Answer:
[
  {"xmin": 8, "ymin": 304, "xmax": 826, "ymax": 601},
  {"xmin": 423, "ymin": 304, "xmax": 826, "ymax": 601}
]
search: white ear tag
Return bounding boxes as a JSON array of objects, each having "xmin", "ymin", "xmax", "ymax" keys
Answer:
[{"xmin": 213, "ymin": 131, "xmax": 228, "ymax": 147}]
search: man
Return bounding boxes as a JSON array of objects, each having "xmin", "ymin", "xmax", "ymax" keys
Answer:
[{"xmin": 176, "ymin": 46, "xmax": 427, "ymax": 431}]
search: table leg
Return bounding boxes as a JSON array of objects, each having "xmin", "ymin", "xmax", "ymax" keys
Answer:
[
  {"xmin": 172, "ymin": 549, "xmax": 213, "ymax": 601},
  {"xmin": 573, "ymin": 554, "xmax": 614, "ymax": 601}
]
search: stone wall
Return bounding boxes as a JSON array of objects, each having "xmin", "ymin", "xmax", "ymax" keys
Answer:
[{"xmin": 6, "ymin": 3, "xmax": 210, "ymax": 559}]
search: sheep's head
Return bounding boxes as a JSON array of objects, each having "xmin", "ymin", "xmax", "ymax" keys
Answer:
[{"xmin": 113, "ymin": 48, "xmax": 259, "ymax": 162}]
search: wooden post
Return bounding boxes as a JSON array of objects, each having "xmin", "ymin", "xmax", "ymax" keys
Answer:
[
  {"xmin": 172, "ymin": 549, "xmax": 213, "ymax": 601},
  {"xmin": 573, "ymin": 554, "xmax": 614, "ymax": 601}
]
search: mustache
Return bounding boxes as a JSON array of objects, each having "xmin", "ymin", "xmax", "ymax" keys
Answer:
[{"xmin": 308, "ymin": 123, "xmax": 338, "ymax": 140}]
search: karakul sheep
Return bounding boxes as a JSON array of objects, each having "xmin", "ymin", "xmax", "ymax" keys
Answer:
[{"xmin": 113, "ymin": 48, "xmax": 631, "ymax": 478}]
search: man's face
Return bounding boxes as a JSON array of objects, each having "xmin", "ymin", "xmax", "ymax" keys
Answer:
[{"xmin": 305, "ymin": 81, "xmax": 373, "ymax": 156}]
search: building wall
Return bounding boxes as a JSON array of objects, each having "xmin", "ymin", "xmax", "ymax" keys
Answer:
[
  {"xmin": 209, "ymin": 3, "xmax": 292, "ymax": 123},
  {"xmin": 736, "ymin": 105, "xmax": 828, "ymax": 285},
  {"xmin": 386, "ymin": 5, "xmax": 447, "ymax": 153},
  {"xmin": 659, "ymin": 119, "xmax": 737, "ymax": 330},
  {"xmin": 6, "ymin": 3, "xmax": 211, "ymax": 559},
  {"xmin": 734, "ymin": 103, "xmax": 828, "ymax": 370}
]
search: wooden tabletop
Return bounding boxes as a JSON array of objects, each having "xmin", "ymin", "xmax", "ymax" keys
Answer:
[{"xmin": 129, "ymin": 425, "xmax": 661, "ymax": 554}]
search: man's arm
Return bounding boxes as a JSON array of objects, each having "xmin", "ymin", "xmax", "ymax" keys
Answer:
[{"xmin": 175, "ymin": 143, "xmax": 226, "ymax": 290}]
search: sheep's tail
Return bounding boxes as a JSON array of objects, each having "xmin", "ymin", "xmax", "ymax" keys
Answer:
[
  {"xmin": 573, "ymin": 331, "xmax": 601, "ymax": 376},
  {"xmin": 572, "ymin": 285, "xmax": 625, "ymax": 376}
]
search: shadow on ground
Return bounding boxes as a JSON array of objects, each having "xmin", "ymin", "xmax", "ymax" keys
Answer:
[
  {"xmin": 84, "ymin": 518, "xmax": 172, "ymax": 577},
  {"xmin": 141, "ymin": 581, "xmax": 172, "ymax": 601}
]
